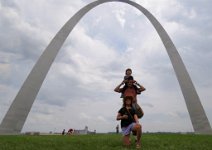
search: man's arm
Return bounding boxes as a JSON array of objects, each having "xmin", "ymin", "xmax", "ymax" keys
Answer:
[
  {"xmin": 114, "ymin": 81, "xmax": 125, "ymax": 92},
  {"xmin": 134, "ymin": 81, "xmax": 146, "ymax": 92}
]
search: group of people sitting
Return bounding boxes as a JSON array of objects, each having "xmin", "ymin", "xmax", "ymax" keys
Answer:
[{"xmin": 114, "ymin": 68, "xmax": 146, "ymax": 149}]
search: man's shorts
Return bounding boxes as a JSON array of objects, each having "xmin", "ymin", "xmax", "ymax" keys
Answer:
[{"xmin": 121, "ymin": 123, "xmax": 136, "ymax": 135}]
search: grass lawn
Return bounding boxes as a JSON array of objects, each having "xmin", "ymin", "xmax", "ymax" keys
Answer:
[{"xmin": 0, "ymin": 133, "xmax": 211, "ymax": 150}]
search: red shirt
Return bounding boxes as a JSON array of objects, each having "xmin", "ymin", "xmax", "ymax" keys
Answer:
[{"xmin": 123, "ymin": 87, "xmax": 137, "ymax": 102}]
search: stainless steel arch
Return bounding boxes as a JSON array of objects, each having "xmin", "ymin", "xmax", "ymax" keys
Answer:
[{"xmin": 0, "ymin": 0, "xmax": 211, "ymax": 134}]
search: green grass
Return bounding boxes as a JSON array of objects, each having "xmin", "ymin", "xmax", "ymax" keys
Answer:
[{"xmin": 0, "ymin": 133, "xmax": 211, "ymax": 150}]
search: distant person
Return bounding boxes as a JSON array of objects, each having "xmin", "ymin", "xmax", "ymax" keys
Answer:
[
  {"xmin": 67, "ymin": 128, "xmax": 74, "ymax": 135},
  {"xmin": 114, "ymin": 76, "xmax": 146, "ymax": 118},
  {"xmin": 62, "ymin": 129, "xmax": 65, "ymax": 135},
  {"xmin": 116, "ymin": 96, "xmax": 142, "ymax": 148},
  {"xmin": 116, "ymin": 124, "xmax": 119, "ymax": 134}
]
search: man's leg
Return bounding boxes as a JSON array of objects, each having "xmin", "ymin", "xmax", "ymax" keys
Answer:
[
  {"xmin": 121, "ymin": 123, "xmax": 134, "ymax": 147},
  {"xmin": 123, "ymin": 134, "xmax": 130, "ymax": 146}
]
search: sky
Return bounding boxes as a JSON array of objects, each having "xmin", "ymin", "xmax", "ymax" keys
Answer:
[{"xmin": 0, "ymin": 0, "xmax": 212, "ymax": 133}]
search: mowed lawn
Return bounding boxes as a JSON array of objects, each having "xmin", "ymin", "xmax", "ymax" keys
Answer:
[{"xmin": 0, "ymin": 133, "xmax": 211, "ymax": 150}]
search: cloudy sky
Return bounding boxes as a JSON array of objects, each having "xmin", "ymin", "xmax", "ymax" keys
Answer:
[{"xmin": 0, "ymin": 0, "xmax": 211, "ymax": 133}]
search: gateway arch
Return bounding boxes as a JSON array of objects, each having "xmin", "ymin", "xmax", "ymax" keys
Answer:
[{"xmin": 0, "ymin": 0, "xmax": 211, "ymax": 134}]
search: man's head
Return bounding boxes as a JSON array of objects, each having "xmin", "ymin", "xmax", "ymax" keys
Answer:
[{"xmin": 126, "ymin": 76, "xmax": 134, "ymax": 87}]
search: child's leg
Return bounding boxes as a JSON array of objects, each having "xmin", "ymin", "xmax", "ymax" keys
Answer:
[{"xmin": 133, "ymin": 102, "xmax": 144, "ymax": 118}]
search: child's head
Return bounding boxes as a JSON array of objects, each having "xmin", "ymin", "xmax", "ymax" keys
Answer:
[{"xmin": 125, "ymin": 68, "xmax": 132, "ymax": 76}]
